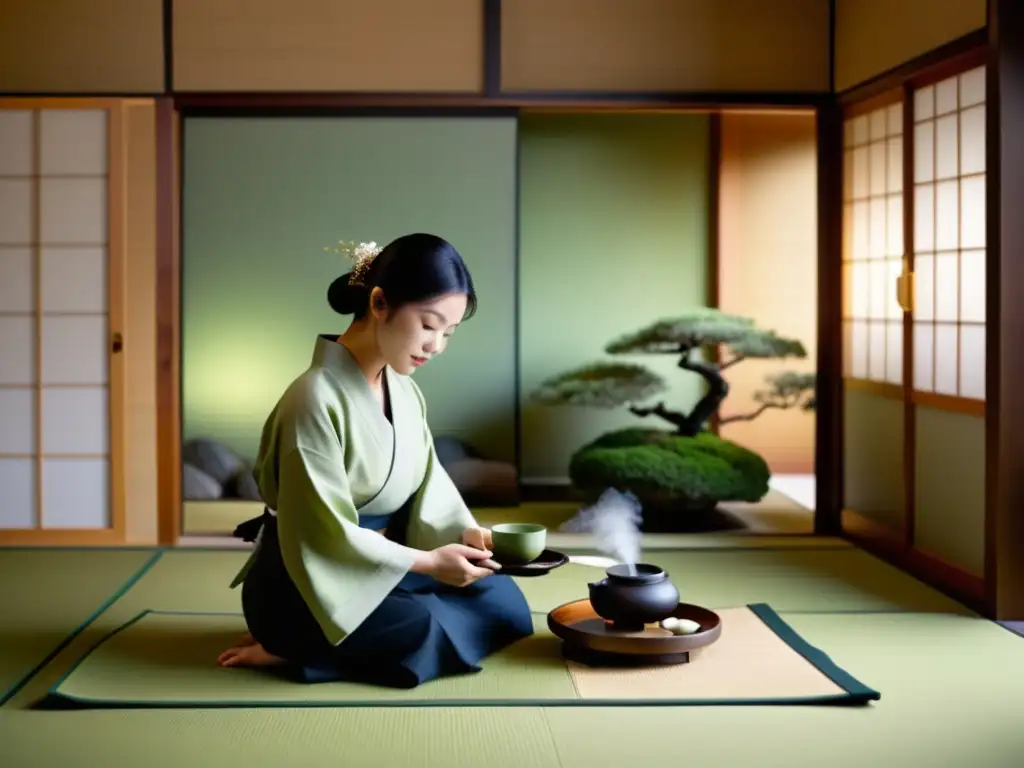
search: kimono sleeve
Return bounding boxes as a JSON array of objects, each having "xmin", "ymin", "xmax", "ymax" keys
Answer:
[
  {"xmin": 273, "ymin": 399, "xmax": 416, "ymax": 646},
  {"xmin": 403, "ymin": 379, "xmax": 480, "ymax": 552}
]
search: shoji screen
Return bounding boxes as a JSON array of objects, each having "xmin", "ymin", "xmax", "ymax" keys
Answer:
[
  {"xmin": 911, "ymin": 65, "xmax": 987, "ymax": 403},
  {"xmin": 0, "ymin": 103, "xmax": 124, "ymax": 543}
]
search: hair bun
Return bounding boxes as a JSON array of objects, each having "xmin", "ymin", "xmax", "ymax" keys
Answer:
[{"xmin": 327, "ymin": 274, "xmax": 367, "ymax": 315}]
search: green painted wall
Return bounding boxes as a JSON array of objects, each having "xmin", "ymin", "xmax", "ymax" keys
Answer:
[
  {"xmin": 517, "ymin": 114, "xmax": 711, "ymax": 481},
  {"xmin": 181, "ymin": 117, "xmax": 518, "ymax": 464}
]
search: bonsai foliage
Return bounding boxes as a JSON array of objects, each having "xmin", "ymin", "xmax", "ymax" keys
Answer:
[
  {"xmin": 720, "ymin": 371, "xmax": 817, "ymax": 427},
  {"xmin": 530, "ymin": 363, "xmax": 667, "ymax": 409},
  {"xmin": 530, "ymin": 308, "xmax": 815, "ymax": 437},
  {"xmin": 569, "ymin": 428, "xmax": 771, "ymax": 510}
]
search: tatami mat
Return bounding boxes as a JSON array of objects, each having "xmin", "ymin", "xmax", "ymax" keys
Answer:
[
  {"xmin": 0, "ymin": 706, "xmax": 565, "ymax": 768},
  {"xmin": 2, "ymin": 545, "xmax": 1015, "ymax": 767},
  {"xmin": 0, "ymin": 548, "xmax": 159, "ymax": 706},
  {"xmin": 545, "ymin": 613, "xmax": 1024, "ymax": 768},
  {"xmin": 3, "ymin": 608, "xmax": 1021, "ymax": 766},
  {"xmin": 6, "ymin": 545, "xmax": 967, "ymax": 630},
  {"xmin": 1, "ymin": 544, "xmax": 967, "ymax": 712},
  {"xmin": 42, "ymin": 604, "xmax": 878, "ymax": 709}
]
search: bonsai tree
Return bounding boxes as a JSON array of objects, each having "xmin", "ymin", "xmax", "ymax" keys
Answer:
[
  {"xmin": 529, "ymin": 309, "xmax": 816, "ymax": 525},
  {"xmin": 531, "ymin": 308, "xmax": 813, "ymax": 435}
]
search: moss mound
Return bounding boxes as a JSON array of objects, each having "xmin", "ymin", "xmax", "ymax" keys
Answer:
[{"xmin": 568, "ymin": 428, "xmax": 770, "ymax": 513}]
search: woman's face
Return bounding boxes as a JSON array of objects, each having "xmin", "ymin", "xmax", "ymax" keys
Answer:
[{"xmin": 370, "ymin": 290, "xmax": 469, "ymax": 376}]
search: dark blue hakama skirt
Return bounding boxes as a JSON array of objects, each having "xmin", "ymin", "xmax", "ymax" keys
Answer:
[{"xmin": 235, "ymin": 506, "xmax": 535, "ymax": 689}]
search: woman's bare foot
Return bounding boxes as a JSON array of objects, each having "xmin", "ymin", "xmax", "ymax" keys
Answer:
[{"xmin": 217, "ymin": 641, "xmax": 286, "ymax": 669}]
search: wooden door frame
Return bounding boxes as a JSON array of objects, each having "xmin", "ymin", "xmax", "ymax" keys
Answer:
[
  {"xmin": 834, "ymin": 49, "xmax": 990, "ymax": 612},
  {"xmin": 815, "ymin": 99, "xmax": 843, "ymax": 537},
  {"xmin": 986, "ymin": 0, "xmax": 1024, "ymax": 620},
  {"xmin": 836, "ymin": 49, "xmax": 989, "ymax": 614},
  {"xmin": 829, "ymin": 19, "xmax": 1024, "ymax": 620},
  {"xmin": 154, "ymin": 101, "xmax": 827, "ymax": 546},
  {"xmin": 155, "ymin": 99, "xmax": 181, "ymax": 546},
  {"xmin": 0, "ymin": 98, "xmax": 127, "ymax": 546}
]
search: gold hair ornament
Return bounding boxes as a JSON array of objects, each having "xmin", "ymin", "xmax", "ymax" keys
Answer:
[{"xmin": 324, "ymin": 239, "xmax": 383, "ymax": 287}]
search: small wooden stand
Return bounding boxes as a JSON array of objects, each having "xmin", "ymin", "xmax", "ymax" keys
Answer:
[{"xmin": 547, "ymin": 600, "xmax": 722, "ymax": 667}]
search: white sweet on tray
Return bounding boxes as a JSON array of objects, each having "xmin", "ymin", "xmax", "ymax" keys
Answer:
[{"xmin": 659, "ymin": 617, "xmax": 701, "ymax": 635}]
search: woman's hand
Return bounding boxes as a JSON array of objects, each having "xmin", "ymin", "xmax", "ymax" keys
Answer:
[
  {"xmin": 461, "ymin": 526, "xmax": 493, "ymax": 552},
  {"xmin": 416, "ymin": 543, "xmax": 501, "ymax": 587}
]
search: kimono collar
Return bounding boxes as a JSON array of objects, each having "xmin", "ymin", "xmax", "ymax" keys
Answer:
[
  {"xmin": 312, "ymin": 334, "xmax": 364, "ymax": 376},
  {"xmin": 311, "ymin": 335, "xmax": 396, "ymax": 433}
]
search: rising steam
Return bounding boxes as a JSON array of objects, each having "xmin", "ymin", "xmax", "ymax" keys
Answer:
[{"xmin": 560, "ymin": 487, "xmax": 643, "ymax": 574}]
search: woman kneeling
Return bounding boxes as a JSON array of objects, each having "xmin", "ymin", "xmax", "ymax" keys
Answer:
[{"xmin": 218, "ymin": 234, "xmax": 533, "ymax": 689}]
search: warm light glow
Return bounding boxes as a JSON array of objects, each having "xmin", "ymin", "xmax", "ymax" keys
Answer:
[
  {"xmin": 843, "ymin": 64, "xmax": 987, "ymax": 402},
  {"xmin": 182, "ymin": 329, "xmax": 326, "ymax": 461},
  {"xmin": 911, "ymin": 65, "xmax": 987, "ymax": 402},
  {"xmin": 842, "ymin": 101, "xmax": 904, "ymax": 386},
  {"xmin": 717, "ymin": 112, "xmax": 818, "ymax": 474}
]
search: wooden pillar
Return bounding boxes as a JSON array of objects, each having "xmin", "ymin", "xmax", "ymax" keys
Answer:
[
  {"xmin": 155, "ymin": 98, "xmax": 181, "ymax": 546},
  {"xmin": 986, "ymin": 0, "xmax": 1024, "ymax": 619},
  {"xmin": 815, "ymin": 101, "xmax": 844, "ymax": 536}
]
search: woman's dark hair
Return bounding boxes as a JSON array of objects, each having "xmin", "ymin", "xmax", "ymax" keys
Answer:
[{"xmin": 327, "ymin": 233, "xmax": 477, "ymax": 321}]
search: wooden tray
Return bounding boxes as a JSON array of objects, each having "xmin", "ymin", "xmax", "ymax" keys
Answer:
[
  {"xmin": 547, "ymin": 599, "xmax": 722, "ymax": 666},
  {"xmin": 495, "ymin": 548, "xmax": 569, "ymax": 577}
]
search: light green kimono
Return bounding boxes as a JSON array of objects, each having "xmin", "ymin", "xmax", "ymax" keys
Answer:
[{"xmin": 230, "ymin": 335, "xmax": 478, "ymax": 645}]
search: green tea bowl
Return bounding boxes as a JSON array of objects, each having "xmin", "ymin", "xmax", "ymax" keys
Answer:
[{"xmin": 490, "ymin": 523, "xmax": 547, "ymax": 565}]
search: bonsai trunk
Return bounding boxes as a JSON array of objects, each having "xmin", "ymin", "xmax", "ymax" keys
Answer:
[
  {"xmin": 627, "ymin": 348, "xmax": 730, "ymax": 437},
  {"xmin": 677, "ymin": 354, "xmax": 730, "ymax": 436},
  {"xmin": 627, "ymin": 402, "xmax": 691, "ymax": 432}
]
